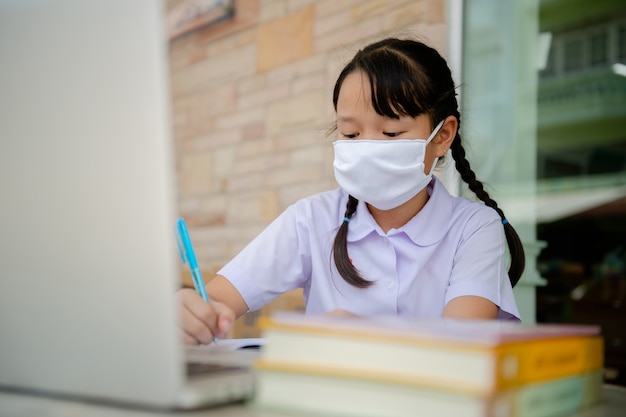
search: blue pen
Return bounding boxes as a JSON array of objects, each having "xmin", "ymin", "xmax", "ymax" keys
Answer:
[{"xmin": 175, "ymin": 217, "xmax": 217, "ymax": 343}]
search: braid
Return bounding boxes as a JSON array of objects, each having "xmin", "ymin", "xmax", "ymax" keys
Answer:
[
  {"xmin": 450, "ymin": 134, "xmax": 526, "ymax": 287},
  {"xmin": 332, "ymin": 195, "xmax": 373, "ymax": 288},
  {"xmin": 450, "ymin": 134, "xmax": 504, "ymax": 217}
]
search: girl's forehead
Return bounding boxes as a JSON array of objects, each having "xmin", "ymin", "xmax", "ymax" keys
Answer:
[{"xmin": 336, "ymin": 72, "xmax": 374, "ymax": 110}]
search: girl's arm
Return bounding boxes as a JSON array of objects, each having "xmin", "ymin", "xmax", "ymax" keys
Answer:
[
  {"xmin": 205, "ymin": 274, "xmax": 250, "ymax": 318},
  {"xmin": 442, "ymin": 295, "xmax": 498, "ymax": 319}
]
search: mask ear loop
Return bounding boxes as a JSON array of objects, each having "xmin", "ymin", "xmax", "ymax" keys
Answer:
[{"xmin": 425, "ymin": 120, "xmax": 445, "ymax": 176}]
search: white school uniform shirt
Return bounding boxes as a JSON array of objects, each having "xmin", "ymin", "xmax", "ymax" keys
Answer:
[{"xmin": 219, "ymin": 177, "xmax": 521, "ymax": 321}]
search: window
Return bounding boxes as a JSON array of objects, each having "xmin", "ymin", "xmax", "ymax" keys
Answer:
[
  {"xmin": 618, "ymin": 23, "xmax": 626, "ymax": 61},
  {"xmin": 589, "ymin": 31, "xmax": 608, "ymax": 66},
  {"xmin": 564, "ymin": 37, "xmax": 584, "ymax": 72}
]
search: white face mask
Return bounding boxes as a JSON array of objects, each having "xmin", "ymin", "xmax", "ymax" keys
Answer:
[{"xmin": 333, "ymin": 120, "xmax": 444, "ymax": 210}]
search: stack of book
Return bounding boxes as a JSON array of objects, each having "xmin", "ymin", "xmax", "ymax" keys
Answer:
[{"xmin": 252, "ymin": 313, "xmax": 604, "ymax": 417}]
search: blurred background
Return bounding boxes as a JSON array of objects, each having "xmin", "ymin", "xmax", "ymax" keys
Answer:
[{"xmin": 166, "ymin": 0, "xmax": 625, "ymax": 385}]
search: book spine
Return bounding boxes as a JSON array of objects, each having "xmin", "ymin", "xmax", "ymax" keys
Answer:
[
  {"xmin": 488, "ymin": 370, "xmax": 603, "ymax": 417},
  {"xmin": 495, "ymin": 336, "xmax": 603, "ymax": 389}
]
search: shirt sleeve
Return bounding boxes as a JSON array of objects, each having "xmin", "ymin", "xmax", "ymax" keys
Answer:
[
  {"xmin": 444, "ymin": 208, "xmax": 521, "ymax": 321},
  {"xmin": 217, "ymin": 203, "xmax": 312, "ymax": 312}
]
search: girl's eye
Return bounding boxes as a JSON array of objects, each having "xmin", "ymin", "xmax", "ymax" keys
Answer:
[
  {"xmin": 384, "ymin": 132, "xmax": 402, "ymax": 138},
  {"xmin": 341, "ymin": 133, "xmax": 358, "ymax": 139}
]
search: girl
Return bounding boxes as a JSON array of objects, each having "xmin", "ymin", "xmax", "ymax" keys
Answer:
[{"xmin": 178, "ymin": 37, "xmax": 525, "ymax": 345}]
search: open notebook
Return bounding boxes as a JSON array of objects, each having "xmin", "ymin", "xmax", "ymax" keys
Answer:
[{"xmin": 0, "ymin": 0, "xmax": 255, "ymax": 410}]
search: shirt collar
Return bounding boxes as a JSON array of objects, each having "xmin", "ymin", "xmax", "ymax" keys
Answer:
[{"xmin": 346, "ymin": 177, "xmax": 453, "ymax": 246}]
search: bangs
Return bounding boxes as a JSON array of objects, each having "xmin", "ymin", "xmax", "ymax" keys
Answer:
[{"xmin": 359, "ymin": 48, "xmax": 433, "ymax": 119}]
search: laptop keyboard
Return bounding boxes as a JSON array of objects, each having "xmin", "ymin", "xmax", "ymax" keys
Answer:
[{"xmin": 186, "ymin": 362, "xmax": 245, "ymax": 378}]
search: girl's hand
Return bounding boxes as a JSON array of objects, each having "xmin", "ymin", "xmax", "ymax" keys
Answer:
[{"xmin": 177, "ymin": 288, "xmax": 235, "ymax": 345}]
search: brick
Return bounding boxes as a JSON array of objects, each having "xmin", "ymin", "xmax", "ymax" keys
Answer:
[
  {"xmin": 171, "ymin": 95, "xmax": 221, "ymax": 142},
  {"xmin": 314, "ymin": 10, "xmax": 352, "ymax": 36},
  {"xmin": 274, "ymin": 123, "xmax": 331, "ymax": 151},
  {"xmin": 174, "ymin": 83, "xmax": 236, "ymax": 124},
  {"xmin": 290, "ymin": 143, "xmax": 327, "ymax": 166},
  {"xmin": 237, "ymin": 82, "xmax": 292, "ymax": 110},
  {"xmin": 225, "ymin": 173, "xmax": 266, "ymax": 192},
  {"xmin": 427, "ymin": 0, "xmax": 446, "ymax": 23},
  {"xmin": 179, "ymin": 195, "xmax": 227, "ymax": 219},
  {"xmin": 315, "ymin": 0, "xmax": 364, "ymax": 17},
  {"xmin": 183, "ymin": 128, "xmax": 242, "ymax": 152},
  {"xmin": 206, "ymin": 28, "xmax": 257, "ymax": 58},
  {"xmin": 268, "ymin": 152, "xmax": 290, "ymax": 169},
  {"xmin": 212, "ymin": 147, "xmax": 236, "ymax": 178},
  {"xmin": 233, "ymin": 154, "xmax": 268, "ymax": 175},
  {"xmin": 266, "ymin": 91, "xmax": 325, "ymax": 136},
  {"xmin": 259, "ymin": 0, "xmax": 288, "ymax": 22},
  {"xmin": 236, "ymin": 138, "xmax": 275, "ymax": 158},
  {"xmin": 171, "ymin": 45, "xmax": 256, "ymax": 97},
  {"xmin": 179, "ymin": 151, "xmax": 212, "ymax": 198},
  {"xmin": 190, "ymin": 223, "xmax": 256, "ymax": 245},
  {"xmin": 288, "ymin": 0, "xmax": 317, "ymax": 12},
  {"xmin": 214, "ymin": 107, "xmax": 265, "ymax": 130},
  {"xmin": 266, "ymin": 54, "xmax": 326, "ymax": 86},
  {"xmin": 383, "ymin": 1, "xmax": 427, "ymax": 30},
  {"xmin": 242, "ymin": 122, "xmax": 266, "ymax": 141},
  {"xmin": 267, "ymin": 163, "xmax": 321, "ymax": 187},
  {"xmin": 278, "ymin": 179, "xmax": 338, "ymax": 208},
  {"xmin": 183, "ymin": 212, "xmax": 226, "ymax": 227},
  {"xmin": 257, "ymin": 6, "xmax": 314, "ymax": 71},
  {"xmin": 292, "ymin": 72, "xmax": 326, "ymax": 95},
  {"xmin": 314, "ymin": 17, "xmax": 383, "ymax": 53},
  {"xmin": 179, "ymin": 197, "xmax": 203, "ymax": 213},
  {"xmin": 238, "ymin": 73, "xmax": 268, "ymax": 94},
  {"xmin": 226, "ymin": 190, "xmax": 279, "ymax": 223},
  {"xmin": 352, "ymin": 0, "xmax": 396, "ymax": 21}
]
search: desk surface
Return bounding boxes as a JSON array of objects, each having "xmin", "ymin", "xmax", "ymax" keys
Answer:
[{"xmin": 1, "ymin": 384, "xmax": 625, "ymax": 417}]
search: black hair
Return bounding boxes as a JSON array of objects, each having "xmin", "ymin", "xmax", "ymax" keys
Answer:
[{"xmin": 331, "ymin": 38, "xmax": 525, "ymax": 288}]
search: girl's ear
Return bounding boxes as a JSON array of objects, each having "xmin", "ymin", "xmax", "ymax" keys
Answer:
[{"xmin": 433, "ymin": 115, "xmax": 458, "ymax": 157}]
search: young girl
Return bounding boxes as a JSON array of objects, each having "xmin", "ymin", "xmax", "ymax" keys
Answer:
[{"xmin": 178, "ymin": 37, "xmax": 525, "ymax": 345}]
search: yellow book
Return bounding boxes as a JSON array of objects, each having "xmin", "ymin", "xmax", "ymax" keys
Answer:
[{"xmin": 257, "ymin": 313, "xmax": 603, "ymax": 395}]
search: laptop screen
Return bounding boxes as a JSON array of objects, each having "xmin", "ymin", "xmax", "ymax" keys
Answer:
[{"xmin": 0, "ymin": 0, "xmax": 192, "ymax": 407}]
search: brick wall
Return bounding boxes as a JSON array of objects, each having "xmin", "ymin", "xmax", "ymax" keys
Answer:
[{"xmin": 167, "ymin": 0, "xmax": 448, "ymax": 287}]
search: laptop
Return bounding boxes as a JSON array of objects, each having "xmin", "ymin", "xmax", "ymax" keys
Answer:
[{"xmin": 0, "ymin": 0, "xmax": 255, "ymax": 410}]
